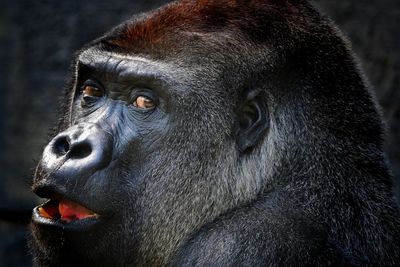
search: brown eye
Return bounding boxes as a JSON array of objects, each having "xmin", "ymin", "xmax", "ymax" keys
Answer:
[
  {"xmin": 133, "ymin": 96, "xmax": 155, "ymax": 109},
  {"xmin": 82, "ymin": 85, "xmax": 103, "ymax": 98}
]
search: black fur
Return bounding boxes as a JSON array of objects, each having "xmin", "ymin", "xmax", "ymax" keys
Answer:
[{"xmin": 30, "ymin": 0, "xmax": 400, "ymax": 266}]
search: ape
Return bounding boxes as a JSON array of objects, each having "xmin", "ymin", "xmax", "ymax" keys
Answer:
[{"xmin": 30, "ymin": 0, "xmax": 400, "ymax": 266}]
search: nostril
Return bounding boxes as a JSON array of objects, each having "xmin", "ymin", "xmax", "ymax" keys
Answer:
[
  {"xmin": 52, "ymin": 136, "xmax": 92, "ymax": 160},
  {"xmin": 53, "ymin": 136, "xmax": 70, "ymax": 156},
  {"xmin": 68, "ymin": 142, "xmax": 92, "ymax": 160}
]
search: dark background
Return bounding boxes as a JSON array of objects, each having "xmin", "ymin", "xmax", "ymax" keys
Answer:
[{"xmin": 0, "ymin": 0, "xmax": 399, "ymax": 266}]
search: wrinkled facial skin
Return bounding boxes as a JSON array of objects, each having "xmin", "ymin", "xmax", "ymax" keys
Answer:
[
  {"xmin": 30, "ymin": 44, "xmax": 252, "ymax": 265},
  {"xmin": 30, "ymin": 49, "xmax": 187, "ymax": 265},
  {"xmin": 30, "ymin": 54, "xmax": 165, "ymax": 266}
]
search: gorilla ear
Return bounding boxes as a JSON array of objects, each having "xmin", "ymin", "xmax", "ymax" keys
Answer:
[{"xmin": 236, "ymin": 89, "xmax": 269, "ymax": 153}]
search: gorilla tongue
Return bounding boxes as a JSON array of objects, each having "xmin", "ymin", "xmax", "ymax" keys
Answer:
[{"xmin": 58, "ymin": 199, "xmax": 96, "ymax": 222}]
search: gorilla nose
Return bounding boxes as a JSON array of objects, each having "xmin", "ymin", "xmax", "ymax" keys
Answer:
[
  {"xmin": 39, "ymin": 123, "xmax": 113, "ymax": 180},
  {"xmin": 53, "ymin": 133, "xmax": 94, "ymax": 160}
]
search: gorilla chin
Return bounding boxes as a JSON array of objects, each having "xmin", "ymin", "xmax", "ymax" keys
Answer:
[{"xmin": 30, "ymin": 0, "xmax": 400, "ymax": 266}]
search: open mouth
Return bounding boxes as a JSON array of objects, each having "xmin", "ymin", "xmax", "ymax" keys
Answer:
[
  {"xmin": 31, "ymin": 184, "xmax": 110, "ymax": 230},
  {"xmin": 32, "ymin": 196, "xmax": 101, "ymax": 230},
  {"xmin": 37, "ymin": 198, "xmax": 98, "ymax": 222}
]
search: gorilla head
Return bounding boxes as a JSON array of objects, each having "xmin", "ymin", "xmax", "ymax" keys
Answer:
[{"xmin": 30, "ymin": 0, "xmax": 400, "ymax": 266}]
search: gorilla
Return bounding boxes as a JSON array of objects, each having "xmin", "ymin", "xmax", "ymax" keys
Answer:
[{"xmin": 30, "ymin": 0, "xmax": 400, "ymax": 266}]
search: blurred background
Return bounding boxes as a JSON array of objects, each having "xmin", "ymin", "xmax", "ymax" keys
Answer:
[{"xmin": 0, "ymin": 0, "xmax": 399, "ymax": 266}]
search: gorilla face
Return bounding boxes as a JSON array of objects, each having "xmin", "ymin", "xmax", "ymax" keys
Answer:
[
  {"xmin": 30, "ymin": 0, "xmax": 400, "ymax": 266},
  {"xmin": 30, "ymin": 43, "xmax": 269, "ymax": 264}
]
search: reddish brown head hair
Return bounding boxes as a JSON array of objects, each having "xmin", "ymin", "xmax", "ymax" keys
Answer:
[{"xmin": 100, "ymin": 0, "xmax": 316, "ymax": 55}]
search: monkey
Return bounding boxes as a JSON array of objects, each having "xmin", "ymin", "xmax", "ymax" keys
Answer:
[{"xmin": 30, "ymin": 0, "xmax": 400, "ymax": 266}]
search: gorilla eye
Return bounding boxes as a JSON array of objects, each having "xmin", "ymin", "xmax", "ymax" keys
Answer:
[
  {"xmin": 133, "ymin": 96, "xmax": 155, "ymax": 109},
  {"xmin": 82, "ymin": 85, "xmax": 103, "ymax": 98}
]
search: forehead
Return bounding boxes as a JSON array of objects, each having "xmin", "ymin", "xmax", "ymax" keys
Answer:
[
  {"xmin": 77, "ymin": 48, "xmax": 178, "ymax": 81},
  {"xmin": 76, "ymin": 48, "xmax": 222, "ymax": 96}
]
